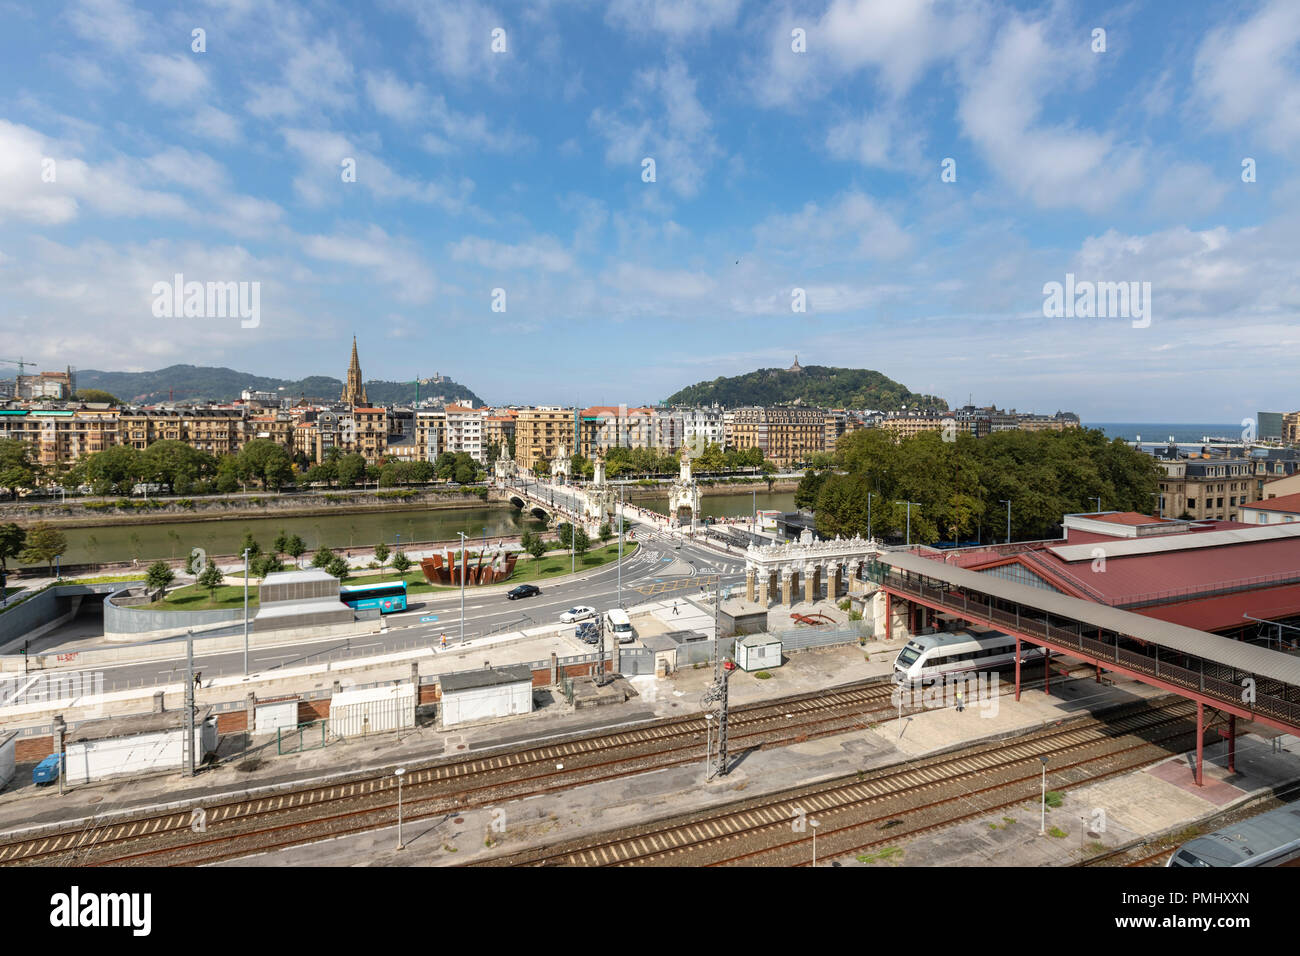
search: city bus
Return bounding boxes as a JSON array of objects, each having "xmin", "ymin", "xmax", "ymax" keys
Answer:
[{"xmin": 339, "ymin": 581, "xmax": 409, "ymax": 613}]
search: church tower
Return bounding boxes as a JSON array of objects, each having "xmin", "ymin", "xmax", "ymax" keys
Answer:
[{"xmin": 341, "ymin": 335, "xmax": 368, "ymax": 405}]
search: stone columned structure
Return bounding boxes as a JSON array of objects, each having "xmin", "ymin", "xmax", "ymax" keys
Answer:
[{"xmin": 668, "ymin": 454, "xmax": 702, "ymax": 528}]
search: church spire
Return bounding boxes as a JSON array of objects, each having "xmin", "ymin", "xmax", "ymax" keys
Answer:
[{"xmin": 342, "ymin": 335, "xmax": 368, "ymax": 405}]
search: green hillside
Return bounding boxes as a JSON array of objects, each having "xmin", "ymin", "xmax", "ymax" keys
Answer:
[
  {"xmin": 77, "ymin": 365, "xmax": 483, "ymax": 407},
  {"xmin": 665, "ymin": 365, "xmax": 946, "ymax": 411}
]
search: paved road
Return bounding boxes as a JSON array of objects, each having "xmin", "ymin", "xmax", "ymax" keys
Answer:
[{"xmin": 36, "ymin": 521, "xmax": 749, "ymax": 694}]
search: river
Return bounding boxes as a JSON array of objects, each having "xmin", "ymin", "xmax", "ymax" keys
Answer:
[{"xmin": 51, "ymin": 492, "xmax": 799, "ymax": 565}]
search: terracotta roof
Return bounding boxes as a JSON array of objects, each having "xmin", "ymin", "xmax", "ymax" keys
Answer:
[
  {"xmin": 1247, "ymin": 492, "xmax": 1300, "ymax": 514},
  {"xmin": 1084, "ymin": 511, "xmax": 1165, "ymax": 526}
]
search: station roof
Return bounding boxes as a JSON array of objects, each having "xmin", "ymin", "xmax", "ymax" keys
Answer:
[
  {"xmin": 439, "ymin": 664, "xmax": 534, "ymax": 692},
  {"xmin": 877, "ymin": 549, "xmax": 1300, "ymax": 686}
]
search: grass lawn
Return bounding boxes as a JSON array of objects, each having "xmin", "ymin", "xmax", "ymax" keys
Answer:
[
  {"xmin": 138, "ymin": 543, "xmax": 636, "ymax": 610},
  {"xmin": 68, "ymin": 574, "xmax": 149, "ymax": 584}
]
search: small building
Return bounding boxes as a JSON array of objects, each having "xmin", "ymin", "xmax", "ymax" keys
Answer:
[
  {"xmin": 254, "ymin": 568, "xmax": 353, "ymax": 633},
  {"xmin": 0, "ymin": 731, "xmax": 16, "ymax": 791},
  {"xmin": 63, "ymin": 708, "xmax": 217, "ymax": 785},
  {"xmin": 734, "ymin": 634, "xmax": 783, "ymax": 672},
  {"xmin": 639, "ymin": 633, "xmax": 680, "ymax": 676},
  {"xmin": 439, "ymin": 665, "xmax": 534, "ymax": 727},
  {"xmin": 330, "ymin": 684, "xmax": 416, "ymax": 738}
]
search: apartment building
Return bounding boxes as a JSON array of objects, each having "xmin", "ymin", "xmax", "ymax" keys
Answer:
[
  {"xmin": 1156, "ymin": 453, "xmax": 1259, "ymax": 521},
  {"xmin": 444, "ymin": 405, "xmax": 485, "ymax": 462},
  {"xmin": 878, "ymin": 412, "xmax": 958, "ymax": 441},
  {"xmin": 726, "ymin": 406, "xmax": 824, "ymax": 468},
  {"xmin": 0, "ymin": 407, "xmax": 119, "ymax": 466},
  {"xmin": 119, "ymin": 408, "xmax": 248, "ymax": 456},
  {"xmin": 348, "ymin": 407, "xmax": 388, "ymax": 464},
  {"xmin": 483, "ymin": 411, "xmax": 516, "ymax": 453},
  {"xmin": 578, "ymin": 405, "xmax": 654, "ymax": 458},
  {"xmin": 515, "ymin": 406, "xmax": 576, "ymax": 471}
]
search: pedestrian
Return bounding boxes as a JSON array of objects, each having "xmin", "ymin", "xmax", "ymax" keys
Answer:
[
  {"xmin": 672, "ymin": 601, "xmax": 679, "ymax": 616},
  {"xmin": 956, "ymin": 689, "xmax": 964, "ymax": 713},
  {"xmin": 194, "ymin": 671, "xmax": 202, "ymax": 688},
  {"xmin": 440, "ymin": 633, "xmax": 447, "ymax": 648}
]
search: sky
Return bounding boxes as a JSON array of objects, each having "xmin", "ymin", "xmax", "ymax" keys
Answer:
[{"xmin": 0, "ymin": 0, "xmax": 1297, "ymax": 419}]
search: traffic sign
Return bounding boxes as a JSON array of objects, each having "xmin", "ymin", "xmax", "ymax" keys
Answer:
[{"xmin": 420, "ymin": 615, "xmax": 439, "ymax": 623}]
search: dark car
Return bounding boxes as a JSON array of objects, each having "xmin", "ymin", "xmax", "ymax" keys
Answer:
[
  {"xmin": 508, "ymin": 584, "xmax": 540, "ymax": 600},
  {"xmin": 575, "ymin": 621, "xmax": 600, "ymax": 644}
]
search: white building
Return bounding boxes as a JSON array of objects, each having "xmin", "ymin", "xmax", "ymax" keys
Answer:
[{"xmin": 444, "ymin": 404, "xmax": 485, "ymax": 462}]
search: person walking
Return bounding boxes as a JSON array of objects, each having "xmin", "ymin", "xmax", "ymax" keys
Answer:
[
  {"xmin": 194, "ymin": 671, "xmax": 202, "ymax": 689},
  {"xmin": 956, "ymin": 689, "xmax": 965, "ymax": 713}
]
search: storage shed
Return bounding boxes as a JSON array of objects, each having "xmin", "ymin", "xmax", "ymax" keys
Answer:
[
  {"xmin": 63, "ymin": 709, "xmax": 218, "ymax": 785},
  {"xmin": 330, "ymin": 683, "xmax": 416, "ymax": 738},
  {"xmin": 734, "ymin": 634, "xmax": 783, "ymax": 672},
  {"xmin": 439, "ymin": 665, "xmax": 534, "ymax": 727},
  {"xmin": 0, "ymin": 732, "xmax": 16, "ymax": 791}
]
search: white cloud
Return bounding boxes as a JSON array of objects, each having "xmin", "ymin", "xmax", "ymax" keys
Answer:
[
  {"xmin": 605, "ymin": 0, "xmax": 741, "ymax": 41},
  {"xmin": 185, "ymin": 106, "xmax": 241, "ymax": 144},
  {"xmin": 755, "ymin": 191, "xmax": 913, "ymax": 261},
  {"xmin": 825, "ymin": 109, "xmax": 926, "ymax": 172},
  {"xmin": 246, "ymin": 35, "xmax": 355, "ymax": 118},
  {"xmin": 451, "ymin": 236, "xmax": 574, "ymax": 272},
  {"xmin": 66, "ymin": 0, "xmax": 147, "ymax": 53},
  {"xmin": 364, "ymin": 71, "xmax": 530, "ymax": 153},
  {"xmin": 140, "ymin": 53, "xmax": 209, "ymax": 105},
  {"xmin": 1193, "ymin": 0, "xmax": 1300, "ymax": 152},
  {"xmin": 301, "ymin": 225, "xmax": 437, "ymax": 303},
  {"xmin": 385, "ymin": 0, "xmax": 506, "ymax": 82}
]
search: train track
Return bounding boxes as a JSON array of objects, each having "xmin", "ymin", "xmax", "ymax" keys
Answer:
[
  {"xmin": 0, "ymin": 661, "xmax": 1082, "ymax": 867},
  {"xmin": 471, "ymin": 698, "xmax": 1207, "ymax": 866},
  {"xmin": 0, "ymin": 675, "xmax": 923, "ymax": 867}
]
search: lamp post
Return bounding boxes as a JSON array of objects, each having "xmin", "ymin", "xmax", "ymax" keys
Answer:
[
  {"xmin": 457, "ymin": 531, "xmax": 467, "ymax": 644},
  {"xmin": 1092, "ymin": 496, "xmax": 1102, "ymax": 514},
  {"xmin": 242, "ymin": 547, "xmax": 251, "ymax": 676},
  {"xmin": 810, "ymin": 818, "xmax": 820, "ymax": 867},
  {"xmin": 999, "ymin": 499, "xmax": 1011, "ymax": 545},
  {"xmin": 1039, "ymin": 756, "xmax": 1050, "ymax": 835},
  {"xmin": 895, "ymin": 501, "xmax": 919, "ymax": 546},
  {"xmin": 394, "ymin": 767, "xmax": 406, "ymax": 850},
  {"xmin": 867, "ymin": 492, "xmax": 874, "ymax": 541},
  {"xmin": 617, "ymin": 484, "xmax": 624, "ymax": 608}
]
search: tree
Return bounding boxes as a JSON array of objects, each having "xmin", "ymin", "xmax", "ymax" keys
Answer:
[
  {"xmin": 73, "ymin": 389, "xmax": 120, "ymax": 405},
  {"xmin": 572, "ymin": 526, "xmax": 590, "ymax": 557},
  {"xmin": 598, "ymin": 522, "xmax": 612, "ymax": 546},
  {"xmin": 311, "ymin": 546, "xmax": 335, "ymax": 569},
  {"xmin": 285, "ymin": 534, "xmax": 307, "ymax": 567},
  {"xmin": 238, "ymin": 439, "xmax": 293, "ymax": 491},
  {"xmin": 556, "ymin": 522, "xmax": 573, "ymax": 548},
  {"xmin": 0, "ymin": 439, "xmax": 39, "ymax": 498},
  {"xmin": 373, "ymin": 542, "xmax": 390, "ymax": 566},
  {"xmin": 391, "ymin": 551, "xmax": 412, "ymax": 574},
  {"xmin": 273, "ymin": 531, "xmax": 289, "ymax": 556},
  {"xmin": 240, "ymin": 532, "xmax": 261, "ymax": 560},
  {"xmin": 525, "ymin": 532, "xmax": 547, "ymax": 573},
  {"xmin": 20, "ymin": 522, "xmax": 67, "ymax": 573},
  {"xmin": 145, "ymin": 560, "xmax": 174, "ymax": 595},
  {"xmin": 0, "ymin": 523, "xmax": 25, "ymax": 573},
  {"xmin": 336, "ymin": 453, "xmax": 366, "ymax": 488},
  {"xmin": 325, "ymin": 555, "xmax": 350, "ymax": 581},
  {"xmin": 198, "ymin": 560, "xmax": 224, "ymax": 597},
  {"xmin": 251, "ymin": 554, "xmax": 284, "ymax": 578},
  {"xmin": 185, "ymin": 548, "xmax": 206, "ymax": 578},
  {"xmin": 140, "ymin": 440, "xmax": 214, "ymax": 494}
]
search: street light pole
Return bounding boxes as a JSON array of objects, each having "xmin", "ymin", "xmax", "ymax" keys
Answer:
[
  {"xmin": 395, "ymin": 767, "xmax": 406, "ymax": 850},
  {"xmin": 457, "ymin": 531, "xmax": 467, "ymax": 644},
  {"xmin": 618, "ymin": 484, "xmax": 624, "ymax": 609},
  {"xmin": 242, "ymin": 547, "xmax": 250, "ymax": 676},
  {"xmin": 1000, "ymin": 499, "xmax": 1011, "ymax": 545},
  {"xmin": 811, "ymin": 818, "xmax": 820, "ymax": 867},
  {"xmin": 1092, "ymin": 496, "xmax": 1102, "ymax": 514},
  {"xmin": 895, "ymin": 501, "xmax": 919, "ymax": 546},
  {"xmin": 867, "ymin": 492, "xmax": 874, "ymax": 541}
]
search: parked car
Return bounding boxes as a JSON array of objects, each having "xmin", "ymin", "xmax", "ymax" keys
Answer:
[
  {"xmin": 508, "ymin": 584, "xmax": 541, "ymax": 600},
  {"xmin": 560, "ymin": 605, "xmax": 596, "ymax": 623},
  {"xmin": 575, "ymin": 621, "xmax": 600, "ymax": 644},
  {"xmin": 33, "ymin": 753, "xmax": 62, "ymax": 785}
]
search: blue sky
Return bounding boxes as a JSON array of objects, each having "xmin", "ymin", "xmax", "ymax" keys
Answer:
[{"xmin": 1, "ymin": 0, "xmax": 1298, "ymax": 419}]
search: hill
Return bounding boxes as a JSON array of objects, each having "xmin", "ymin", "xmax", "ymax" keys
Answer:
[
  {"xmin": 664, "ymin": 364, "xmax": 947, "ymax": 411},
  {"xmin": 76, "ymin": 365, "xmax": 484, "ymax": 407}
]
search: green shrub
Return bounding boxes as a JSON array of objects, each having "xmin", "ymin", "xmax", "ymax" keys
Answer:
[
  {"xmin": 754, "ymin": 671, "xmax": 772, "ymax": 679},
  {"xmin": 1045, "ymin": 791, "xmax": 1063, "ymax": 808}
]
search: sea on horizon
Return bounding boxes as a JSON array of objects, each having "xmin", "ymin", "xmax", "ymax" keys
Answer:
[{"xmin": 1084, "ymin": 423, "xmax": 1246, "ymax": 443}]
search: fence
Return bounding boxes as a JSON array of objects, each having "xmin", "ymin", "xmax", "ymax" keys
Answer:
[
  {"xmin": 277, "ymin": 720, "xmax": 328, "ymax": 754},
  {"xmin": 772, "ymin": 620, "xmax": 871, "ymax": 652}
]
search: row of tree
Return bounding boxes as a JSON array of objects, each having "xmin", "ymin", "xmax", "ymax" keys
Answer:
[
  {"xmin": 0, "ymin": 437, "xmax": 487, "ymax": 498},
  {"xmin": 797, "ymin": 428, "xmax": 1162, "ymax": 545},
  {"xmin": 528, "ymin": 445, "xmax": 777, "ymax": 480},
  {"xmin": 0, "ymin": 522, "xmax": 67, "ymax": 574}
]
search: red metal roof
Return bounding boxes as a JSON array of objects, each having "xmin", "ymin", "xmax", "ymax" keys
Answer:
[{"xmin": 1247, "ymin": 492, "xmax": 1300, "ymax": 514}]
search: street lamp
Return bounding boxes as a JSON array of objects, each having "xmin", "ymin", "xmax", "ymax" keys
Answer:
[
  {"xmin": 617, "ymin": 484, "xmax": 624, "ymax": 608},
  {"xmin": 999, "ymin": 499, "xmax": 1011, "ymax": 545},
  {"xmin": 895, "ymin": 501, "xmax": 919, "ymax": 546},
  {"xmin": 867, "ymin": 492, "xmax": 874, "ymax": 541},
  {"xmin": 242, "ymin": 547, "xmax": 251, "ymax": 676},
  {"xmin": 1092, "ymin": 496, "xmax": 1102, "ymax": 514},
  {"xmin": 394, "ymin": 767, "xmax": 406, "ymax": 850},
  {"xmin": 457, "ymin": 531, "xmax": 467, "ymax": 644},
  {"xmin": 810, "ymin": 818, "xmax": 820, "ymax": 867},
  {"xmin": 1039, "ymin": 756, "xmax": 1050, "ymax": 835}
]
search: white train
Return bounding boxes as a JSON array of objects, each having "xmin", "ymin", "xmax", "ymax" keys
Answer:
[{"xmin": 893, "ymin": 627, "xmax": 1046, "ymax": 683}]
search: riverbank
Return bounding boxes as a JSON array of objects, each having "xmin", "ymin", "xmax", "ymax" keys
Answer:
[{"xmin": 0, "ymin": 487, "xmax": 496, "ymax": 529}]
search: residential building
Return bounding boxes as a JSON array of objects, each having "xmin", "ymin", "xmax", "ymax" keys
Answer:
[
  {"xmin": 0, "ymin": 407, "xmax": 118, "ymax": 466},
  {"xmin": 347, "ymin": 407, "xmax": 387, "ymax": 464},
  {"xmin": 1239, "ymin": 492, "xmax": 1300, "ymax": 525},
  {"xmin": 726, "ymin": 406, "xmax": 824, "ymax": 468},
  {"xmin": 1257, "ymin": 411, "xmax": 1284, "ymax": 442},
  {"xmin": 1155, "ymin": 447, "xmax": 1259, "ymax": 521},
  {"xmin": 578, "ymin": 405, "xmax": 654, "ymax": 458},
  {"xmin": 515, "ymin": 406, "xmax": 576, "ymax": 471},
  {"xmin": 1284, "ymin": 411, "xmax": 1300, "ymax": 445},
  {"xmin": 119, "ymin": 408, "xmax": 247, "ymax": 456},
  {"xmin": 444, "ymin": 404, "xmax": 485, "ymax": 462},
  {"xmin": 415, "ymin": 410, "xmax": 445, "ymax": 462}
]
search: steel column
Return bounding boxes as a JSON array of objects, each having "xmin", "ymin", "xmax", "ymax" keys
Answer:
[
  {"xmin": 1228, "ymin": 714, "xmax": 1236, "ymax": 774},
  {"xmin": 1044, "ymin": 646, "xmax": 1050, "ymax": 696},
  {"xmin": 885, "ymin": 591, "xmax": 892, "ymax": 642},
  {"xmin": 1196, "ymin": 701, "xmax": 1204, "ymax": 787},
  {"xmin": 1015, "ymin": 636, "xmax": 1021, "ymax": 702}
]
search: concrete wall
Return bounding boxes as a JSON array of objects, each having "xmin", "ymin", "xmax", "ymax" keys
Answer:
[
  {"xmin": 64, "ymin": 719, "xmax": 218, "ymax": 785},
  {"xmin": 103, "ymin": 589, "xmax": 244, "ymax": 635},
  {"xmin": 441, "ymin": 681, "xmax": 532, "ymax": 727},
  {"xmin": 0, "ymin": 582, "xmax": 143, "ymax": 652}
]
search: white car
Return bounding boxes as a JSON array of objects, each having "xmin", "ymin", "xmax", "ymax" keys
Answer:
[{"xmin": 559, "ymin": 605, "xmax": 597, "ymax": 623}]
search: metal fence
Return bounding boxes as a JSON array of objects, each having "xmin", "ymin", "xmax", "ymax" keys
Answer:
[
  {"xmin": 771, "ymin": 620, "xmax": 870, "ymax": 652},
  {"xmin": 277, "ymin": 720, "xmax": 328, "ymax": 754}
]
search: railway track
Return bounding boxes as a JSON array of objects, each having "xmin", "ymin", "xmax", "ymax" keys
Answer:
[
  {"xmin": 0, "ymin": 675, "xmax": 918, "ymax": 867},
  {"xmin": 0, "ymin": 661, "xmax": 1081, "ymax": 867},
  {"xmin": 471, "ymin": 698, "xmax": 1206, "ymax": 866}
]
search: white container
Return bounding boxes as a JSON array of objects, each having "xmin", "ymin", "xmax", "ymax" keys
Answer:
[{"xmin": 330, "ymin": 684, "xmax": 415, "ymax": 738}]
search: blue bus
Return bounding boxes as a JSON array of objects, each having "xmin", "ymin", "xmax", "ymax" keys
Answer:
[{"xmin": 339, "ymin": 581, "xmax": 408, "ymax": 613}]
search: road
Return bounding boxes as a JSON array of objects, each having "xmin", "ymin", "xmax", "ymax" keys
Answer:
[{"xmin": 36, "ymin": 521, "xmax": 749, "ymax": 694}]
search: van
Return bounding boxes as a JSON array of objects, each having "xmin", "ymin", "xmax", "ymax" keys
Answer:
[{"xmin": 604, "ymin": 608, "xmax": 634, "ymax": 644}]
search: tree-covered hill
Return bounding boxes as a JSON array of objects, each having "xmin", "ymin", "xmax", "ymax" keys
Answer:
[
  {"xmin": 664, "ymin": 365, "xmax": 946, "ymax": 410},
  {"xmin": 76, "ymin": 366, "xmax": 483, "ymax": 407}
]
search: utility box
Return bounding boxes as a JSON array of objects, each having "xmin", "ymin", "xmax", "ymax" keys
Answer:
[
  {"xmin": 439, "ymin": 665, "xmax": 534, "ymax": 727},
  {"xmin": 734, "ymin": 634, "xmax": 783, "ymax": 672}
]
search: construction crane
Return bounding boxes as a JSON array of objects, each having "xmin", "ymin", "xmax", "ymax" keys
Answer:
[{"xmin": 0, "ymin": 357, "xmax": 31, "ymax": 377}]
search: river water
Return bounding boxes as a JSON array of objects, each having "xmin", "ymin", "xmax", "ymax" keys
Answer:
[{"xmin": 52, "ymin": 491, "xmax": 799, "ymax": 565}]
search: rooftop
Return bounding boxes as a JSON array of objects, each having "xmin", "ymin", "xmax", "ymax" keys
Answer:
[
  {"xmin": 1246, "ymin": 492, "xmax": 1300, "ymax": 514},
  {"xmin": 439, "ymin": 664, "xmax": 534, "ymax": 692}
]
